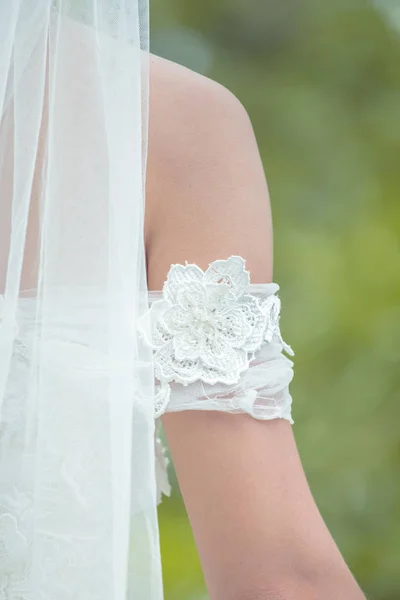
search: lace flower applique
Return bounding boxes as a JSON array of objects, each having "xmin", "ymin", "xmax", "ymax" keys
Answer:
[{"xmin": 141, "ymin": 256, "xmax": 293, "ymax": 417}]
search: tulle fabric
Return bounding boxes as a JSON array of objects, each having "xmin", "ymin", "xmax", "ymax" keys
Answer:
[
  {"xmin": 165, "ymin": 342, "xmax": 294, "ymax": 422},
  {"xmin": 0, "ymin": 3, "xmax": 296, "ymax": 597},
  {"xmin": 0, "ymin": 2, "xmax": 162, "ymax": 599}
]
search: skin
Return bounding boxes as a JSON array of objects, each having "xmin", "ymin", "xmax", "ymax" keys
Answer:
[{"xmin": 145, "ymin": 55, "xmax": 366, "ymax": 600}]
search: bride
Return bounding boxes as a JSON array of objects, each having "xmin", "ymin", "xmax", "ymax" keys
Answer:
[{"xmin": 0, "ymin": 2, "xmax": 366, "ymax": 599}]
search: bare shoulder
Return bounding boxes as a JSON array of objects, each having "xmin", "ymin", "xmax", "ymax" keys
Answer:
[
  {"xmin": 146, "ymin": 54, "xmax": 273, "ymax": 289},
  {"xmin": 148, "ymin": 53, "xmax": 246, "ymax": 116}
]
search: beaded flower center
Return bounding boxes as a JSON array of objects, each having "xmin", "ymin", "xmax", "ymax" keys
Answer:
[{"xmin": 192, "ymin": 305, "xmax": 216, "ymax": 330}]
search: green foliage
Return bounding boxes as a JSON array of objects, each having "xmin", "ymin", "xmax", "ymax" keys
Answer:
[{"xmin": 152, "ymin": 1, "xmax": 400, "ymax": 599}]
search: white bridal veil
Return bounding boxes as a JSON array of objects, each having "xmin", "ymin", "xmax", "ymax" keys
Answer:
[{"xmin": 0, "ymin": 1, "xmax": 162, "ymax": 598}]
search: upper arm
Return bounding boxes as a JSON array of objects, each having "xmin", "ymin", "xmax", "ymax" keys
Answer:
[
  {"xmin": 145, "ymin": 55, "xmax": 363, "ymax": 600},
  {"xmin": 145, "ymin": 54, "xmax": 273, "ymax": 288}
]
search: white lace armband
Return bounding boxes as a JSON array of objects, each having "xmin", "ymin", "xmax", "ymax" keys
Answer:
[{"xmin": 141, "ymin": 256, "xmax": 294, "ymax": 423}]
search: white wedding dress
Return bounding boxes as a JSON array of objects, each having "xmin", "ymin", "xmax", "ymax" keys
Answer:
[{"xmin": 0, "ymin": 256, "xmax": 294, "ymax": 598}]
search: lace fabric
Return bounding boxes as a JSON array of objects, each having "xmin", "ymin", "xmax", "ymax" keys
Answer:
[
  {"xmin": 0, "ymin": 293, "xmax": 140, "ymax": 599},
  {"xmin": 143, "ymin": 257, "xmax": 295, "ymax": 503},
  {"xmin": 143, "ymin": 257, "xmax": 294, "ymax": 423}
]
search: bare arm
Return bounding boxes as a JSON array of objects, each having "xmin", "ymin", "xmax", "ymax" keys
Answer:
[{"xmin": 146, "ymin": 54, "xmax": 365, "ymax": 600}]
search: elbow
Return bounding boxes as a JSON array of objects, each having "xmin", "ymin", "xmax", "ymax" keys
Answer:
[
  {"xmin": 208, "ymin": 545, "xmax": 366, "ymax": 600},
  {"xmin": 230, "ymin": 557, "xmax": 366, "ymax": 600},
  {"xmin": 233, "ymin": 572, "xmax": 366, "ymax": 600}
]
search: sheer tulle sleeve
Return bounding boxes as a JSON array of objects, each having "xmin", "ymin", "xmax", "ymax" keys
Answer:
[{"xmin": 142, "ymin": 256, "xmax": 294, "ymax": 424}]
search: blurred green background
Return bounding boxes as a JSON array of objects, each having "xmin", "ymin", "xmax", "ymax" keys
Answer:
[{"xmin": 151, "ymin": 1, "xmax": 400, "ymax": 599}]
